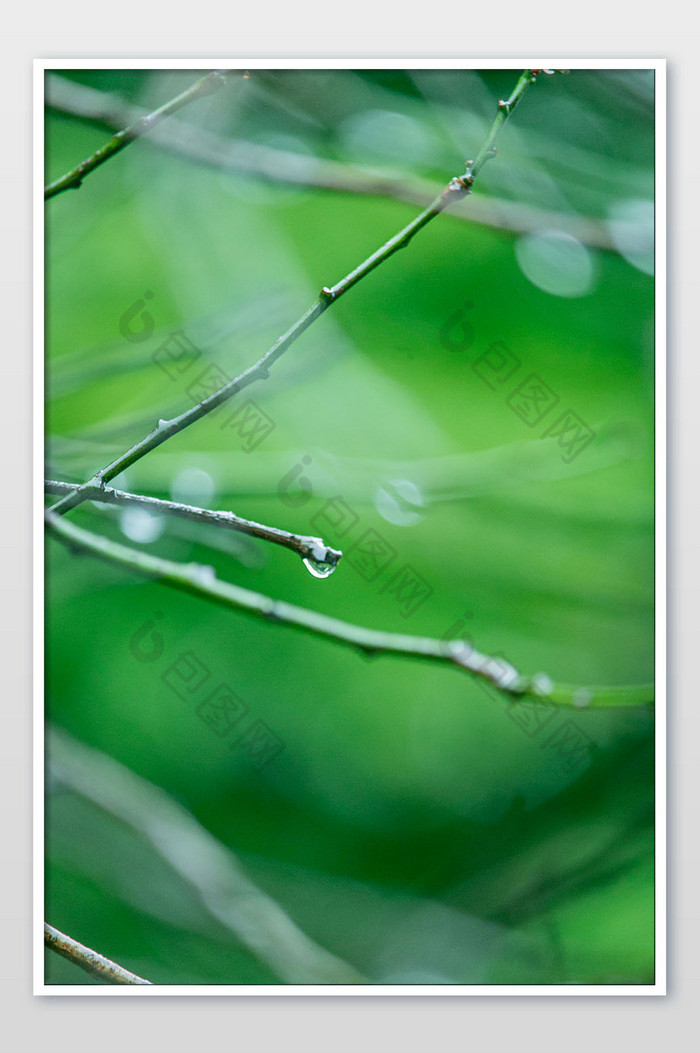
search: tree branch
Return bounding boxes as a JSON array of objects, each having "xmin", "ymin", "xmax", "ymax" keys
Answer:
[
  {"xmin": 44, "ymin": 923, "xmax": 152, "ymax": 985},
  {"xmin": 45, "ymin": 73, "xmax": 614, "ymax": 248},
  {"xmin": 48, "ymin": 728, "xmax": 367, "ymax": 984},
  {"xmin": 48, "ymin": 68, "xmax": 542, "ymax": 518},
  {"xmin": 44, "ymin": 69, "xmax": 240, "ymax": 200},
  {"xmin": 45, "ymin": 479, "xmax": 342, "ymax": 574},
  {"xmin": 468, "ymin": 68, "xmax": 545, "ymax": 179},
  {"xmin": 48, "ymin": 299, "xmax": 328, "ymax": 516},
  {"xmin": 45, "ymin": 510, "xmax": 654, "ymax": 709}
]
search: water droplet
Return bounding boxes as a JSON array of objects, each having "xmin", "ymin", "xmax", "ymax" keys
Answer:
[
  {"xmin": 494, "ymin": 662, "xmax": 521, "ymax": 691},
  {"xmin": 448, "ymin": 640, "xmax": 474, "ymax": 665},
  {"xmin": 532, "ymin": 673, "xmax": 554, "ymax": 697},
  {"xmin": 301, "ymin": 537, "xmax": 340, "ymax": 579},
  {"xmin": 302, "ymin": 555, "xmax": 337, "ymax": 579},
  {"xmin": 190, "ymin": 563, "xmax": 216, "ymax": 586},
  {"xmin": 572, "ymin": 686, "xmax": 593, "ymax": 708}
]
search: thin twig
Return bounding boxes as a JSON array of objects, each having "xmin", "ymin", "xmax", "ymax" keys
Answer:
[
  {"xmin": 467, "ymin": 69, "xmax": 543, "ymax": 179},
  {"xmin": 45, "ymin": 72, "xmax": 615, "ymax": 249},
  {"xmin": 45, "ymin": 510, "xmax": 654, "ymax": 708},
  {"xmin": 48, "ymin": 69, "xmax": 541, "ymax": 518},
  {"xmin": 44, "ymin": 923, "xmax": 152, "ymax": 985},
  {"xmin": 48, "ymin": 299, "xmax": 328, "ymax": 516},
  {"xmin": 44, "ymin": 70, "xmax": 240, "ymax": 200},
  {"xmin": 44, "ymin": 479, "xmax": 342, "ymax": 572},
  {"xmin": 48, "ymin": 729, "xmax": 367, "ymax": 984}
]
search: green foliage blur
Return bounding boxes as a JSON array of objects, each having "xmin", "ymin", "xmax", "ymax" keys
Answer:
[{"xmin": 44, "ymin": 67, "xmax": 656, "ymax": 985}]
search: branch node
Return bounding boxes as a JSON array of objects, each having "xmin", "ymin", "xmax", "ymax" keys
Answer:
[
  {"xmin": 86, "ymin": 473, "xmax": 106, "ymax": 492},
  {"xmin": 445, "ymin": 174, "xmax": 474, "ymax": 198}
]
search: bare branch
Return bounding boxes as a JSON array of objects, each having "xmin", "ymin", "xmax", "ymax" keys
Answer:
[
  {"xmin": 45, "ymin": 510, "xmax": 654, "ymax": 709},
  {"xmin": 45, "ymin": 479, "xmax": 342, "ymax": 574},
  {"xmin": 45, "ymin": 72, "xmax": 615, "ymax": 249},
  {"xmin": 44, "ymin": 69, "xmax": 241, "ymax": 200},
  {"xmin": 44, "ymin": 923, "xmax": 152, "ymax": 985},
  {"xmin": 48, "ymin": 69, "xmax": 543, "ymax": 518},
  {"xmin": 48, "ymin": 729, "xmax": 367, "ymax": 984}
]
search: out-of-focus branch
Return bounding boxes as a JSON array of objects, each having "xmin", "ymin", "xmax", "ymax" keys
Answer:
[
  {"xmin": 44, "ymin": 479, "xmax": 342, "ymax": 573},
  {"xmin": 44, "ymin": 923, "xmax": 152, "ymax": 985},
  {"xmin": 44, "ymin": 70, "xmax": 241, "ymax": 200},
  {"xmin": 45, "ymin": 73, "xmax": 614, "ymax": 248},
  {"xmin": 48, "ymin": 728, "xmax": 367, "ymax": 984}
]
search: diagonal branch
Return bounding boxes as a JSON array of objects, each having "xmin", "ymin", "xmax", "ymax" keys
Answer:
[
  {"xmin": 44, "ymin": 923, "xmax": 152, "ymax": 985},
  {"xmin": 467, "ymin": 69, "xmax": 549, "ymax": 178},
  {"xmin": 45, "ymin": 479, "xmax": 342, "ymax": 574},
  {"xmin": 49, "ymin": 728, "xmax": 367, "ymax": 984},
  {"xmin": 44, "ymin": 69, "xmax": 241, "ymax": 200},
  {"xmin": 48, "ymin": 69, "xmax": 541, "ymax": 519},
  {"xmin": 45, "ymin": 73, "xmax": 614, "ymax": 248},
  {"xmin": 45, "ymin": 510, "xmax": 654, "ymax": 709}
]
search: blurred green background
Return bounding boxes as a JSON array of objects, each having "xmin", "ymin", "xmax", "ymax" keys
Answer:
[{"xmin": 44, "ymin": 67, "xmax": 655, "ymax": 985}]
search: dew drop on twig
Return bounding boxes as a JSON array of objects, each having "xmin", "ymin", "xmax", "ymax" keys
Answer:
[
  {"xmin": 572, "ymin": 686, "xmax": 593, "ymax": 708},
  {"xmin": 190, "ymin": 563, "xmax": 216, "ymax": 586},
  {"xmin": 302, "ymin": 555, "xmax": 337, "ymax": 579},
  {"xmin": 532, "ymin": 673, "xmax": 554, "ymax": 697}
]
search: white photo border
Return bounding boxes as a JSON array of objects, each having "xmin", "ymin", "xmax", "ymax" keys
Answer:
[{"xmin": 34, "ymin": 56, "xmax": 666, "ymax": 997}]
